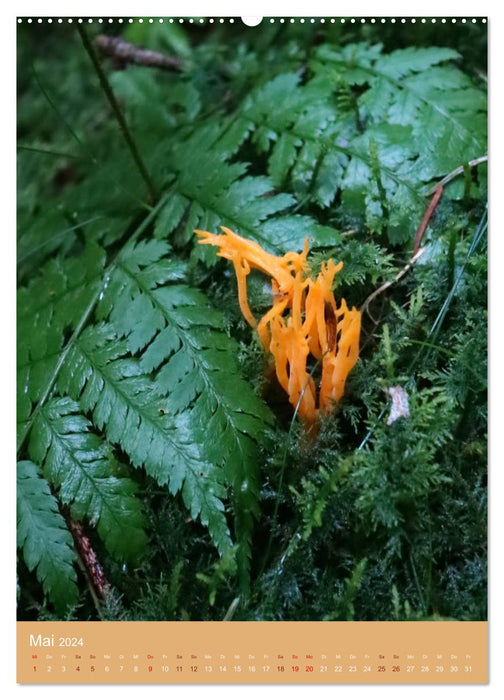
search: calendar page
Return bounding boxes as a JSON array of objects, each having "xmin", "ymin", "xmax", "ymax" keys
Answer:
[{"xmin": 16, "ymin": 11, "xmax": 488, "ymax": 686}]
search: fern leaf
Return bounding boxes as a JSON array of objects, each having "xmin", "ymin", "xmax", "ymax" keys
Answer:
[
  {"xmin": 99, "ymin": 240, "xmax": 276, "ymax": 584},
  {"xmin": 318, "ymin": 43, "xmax": 486, "ymax": 180},
  {"xmin": 17, "ymin": 243, "xmax": 106, "ymax": 444},
  {"xmin": 153, "ymin": 191, "xmax": 190, "ymax": 240},
  {"xmin": 17, "ymin": 207, "xmax": 80, "ymax": 277},
  {"xmin": 28, "ymin": 397, "xmax": 147, "ymax": 561},
  {"xmin": 227, "ymin": 46, "xmax": 486, "ymax": 242},
  {"xmin": 153, "ymin": 123, "xmax": 341, "ymax": 255},
  {"xmin": 369, "ymin": 46, "xmax": 461, "ymax": 80},
  {"xmin": 57, "ymin": 322, "xmax": 233, "ymax": 556},
  {"xmin": 269, "ymin": 132, "xmax": 302, "ymax": 188},
  {"xmin": 227, "ymin": 72, "xmax": 351, "ymax": 211},
  {"xmin": 170, "ymin": 124, "xmax": 294, "ymax": 248},
  {"xmin": 17, "ymin": 460, "xmax": 78, "ymax": 614}
]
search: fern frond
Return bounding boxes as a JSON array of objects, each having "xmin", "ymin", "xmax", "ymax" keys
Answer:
[
  {"xmin": 17, "ymin": 243, "xmax": 106, "ymax": 444},
  {"xmin": 153, "ymin": 123, "xmax": 341, "ymax": 256},
  {"xmin": 222, "ymin": 72, "xmax": 353, "ymax": 211},
  {"xmin": 57, "ymin": 322, "xmax": 233, "ymax": 556},
  {"xmin": 314, "ymin": 44, "xmax": 486, "ymax": 238},
  {"xmin": 290, "ymin": 462, "xmax": 350, "ymax": 543},
  {"xmin": 99, "ymin": 239, "xmax": 275, "ymax": 585},
  {"xmin": 223, "ymin": 68, "xmax": 425, "ymax": 234},
  {"xmin": 222, "ymin": 45, "xmax": 485, "ymax": 243},
  {"xmin": 28, "ymin": 396, "xmax": 147, "ymax": 561},
  {"xmin": 17, "ymin": 460, "xmax": 78, "ymax": 614}
]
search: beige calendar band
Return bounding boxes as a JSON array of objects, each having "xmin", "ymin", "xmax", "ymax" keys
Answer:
[{"xmin": 17, "ymin": 620, "xmax": 487, "ymax": 684}]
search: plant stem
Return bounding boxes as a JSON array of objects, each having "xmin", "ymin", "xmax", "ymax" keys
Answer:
[
  {"xmin": 95, "ymin": 34, "xmax": 184, "ymax": 71},
  {"xmin": 17, "ymin": 144, "xmax": 85, "ymax": 160},
  {"xmin": 31, "ymin": 62, "xmax": 87, "ymax": 153},
  {"xmin": 17, "ymin": 216, "xmax": 105, "ymax": 265},
  {"xmin": 427, "ymin": 208, "xmax": 487, "ymax": 343},
  {"xmin": 413, "ymin": 185, "xmax": 443, "ymax": 255},
  {"xmin": 30, "ymin": 59, "xmax": 154, "ymax": 211},
  {"xmin": 360, "ymin": 246, "xmax": 427, "ymax": 322},
  {"xmin": 77, "ymin": 25, "xmax": 157, "ymax": 203},
  {"xmin": 425, "ymin": 155, "xmax": 488, "ymax": 196}
]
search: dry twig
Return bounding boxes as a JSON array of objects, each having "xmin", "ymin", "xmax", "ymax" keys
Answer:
[
  {"xmin": 95, "ymin": 35, "xmax": 184, "ymax": 72},
  {"xmin": 361, "ymin": 246, "xmax": 427, "ymax": 323},
  {"xmin": 361, "ymin": 180, "xmax": 446, "ymax": 321},
  {"xmin": 424, "ymin": 155, "xmax": 488, "ymax": 196},
  {"xmin": 413, "ymin": 184, "xmax": 443, "ymax": 255}
]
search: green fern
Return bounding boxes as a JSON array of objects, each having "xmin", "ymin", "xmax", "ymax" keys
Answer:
[
  {"xmin": 28, "ymin": 397, "xmax": 147, "ymax": 561},
  {"xmin": 57, "ymin": 321, "xmax": 233, "ymax": 556},
  {"xmin": 97, "ymin": 238, "xmax": 275, "ymax": 585},
  {"xmin": 219, "ymin": 44, "xmax": 486, "ymax": 243},
  {"xmin": 315, "ymin": 44, "xmax": 486, "ymax": 240},
  {"xmin": 17, "ymin": 460, "xmax": 78, "ymax": 614},
  {"xmin": 324, "ymin": 559, "xmax": 368, "ymax": 621},
  {"xmin": 152, "ymin": 123, "xmax": 341, "ymax": 259},
  {"xmin": 17, "ymin": 243, "xmax": 106, "ymax": 446},
  {"xmin": 353, "ymin": 384, "xmax": 454, "ymax": 540}
]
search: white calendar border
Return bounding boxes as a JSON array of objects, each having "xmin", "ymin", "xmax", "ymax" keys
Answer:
[{"xmin": 4, "ymin": 1, "xmax": 498, "ymax": 19}]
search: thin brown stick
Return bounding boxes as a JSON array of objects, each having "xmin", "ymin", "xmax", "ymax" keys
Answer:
[
  {"xmin": 360, "ymin": 246, "xmax": 427, "ymax": 323},
  {"xmin": 360, "ymin": 177, "xmax": 447, "ymax": 322},
  {"xmin": 413, "ymin": 185, "xmax": 443, "ymax": 255},
  {"xmin": 95, "ymin": 35, "xmax": 184, "ymax": 72},
  {"xmin": 360, "ymin": 153, "xmax": 487, "ymax": 322},
  {"xmin": 424, "ymin": 155, "xmax": 488, "ymax": 196}
]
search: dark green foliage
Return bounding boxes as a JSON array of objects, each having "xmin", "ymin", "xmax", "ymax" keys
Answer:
[
  {"xmin": 222, "ymin": 43, "xmax": 486, "ymax": 243},
  {"xmin": 28, "ymin": 397, "xmax": 147, "ymax": 561},
  {"xmin": 17, "ymin": 242, "xmax": 106, "ymax": 445},
  {"xmin": 17, "ymin": 461, "xmax": 78, "ymax": 614},
  {"xmin": 17, "ymin": 19, "xmax": 486, "ymax": 623},
  {"xmin": 324, "ymin": 559, "xmax": 368, "ymax": 621},
  {"xmin": 58, "ymin": 321, "xmax": 233, "ymax": 555}
]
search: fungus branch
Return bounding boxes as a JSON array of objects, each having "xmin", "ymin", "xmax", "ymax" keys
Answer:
[{"xmin": 196, "ymin": 227, "xmax": 361, "ymax": 425}]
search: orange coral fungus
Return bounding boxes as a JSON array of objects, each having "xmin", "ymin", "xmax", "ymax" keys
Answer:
[{"xmin": 195, "ymin": 227, "xmax": 361, "ymax": 425}]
